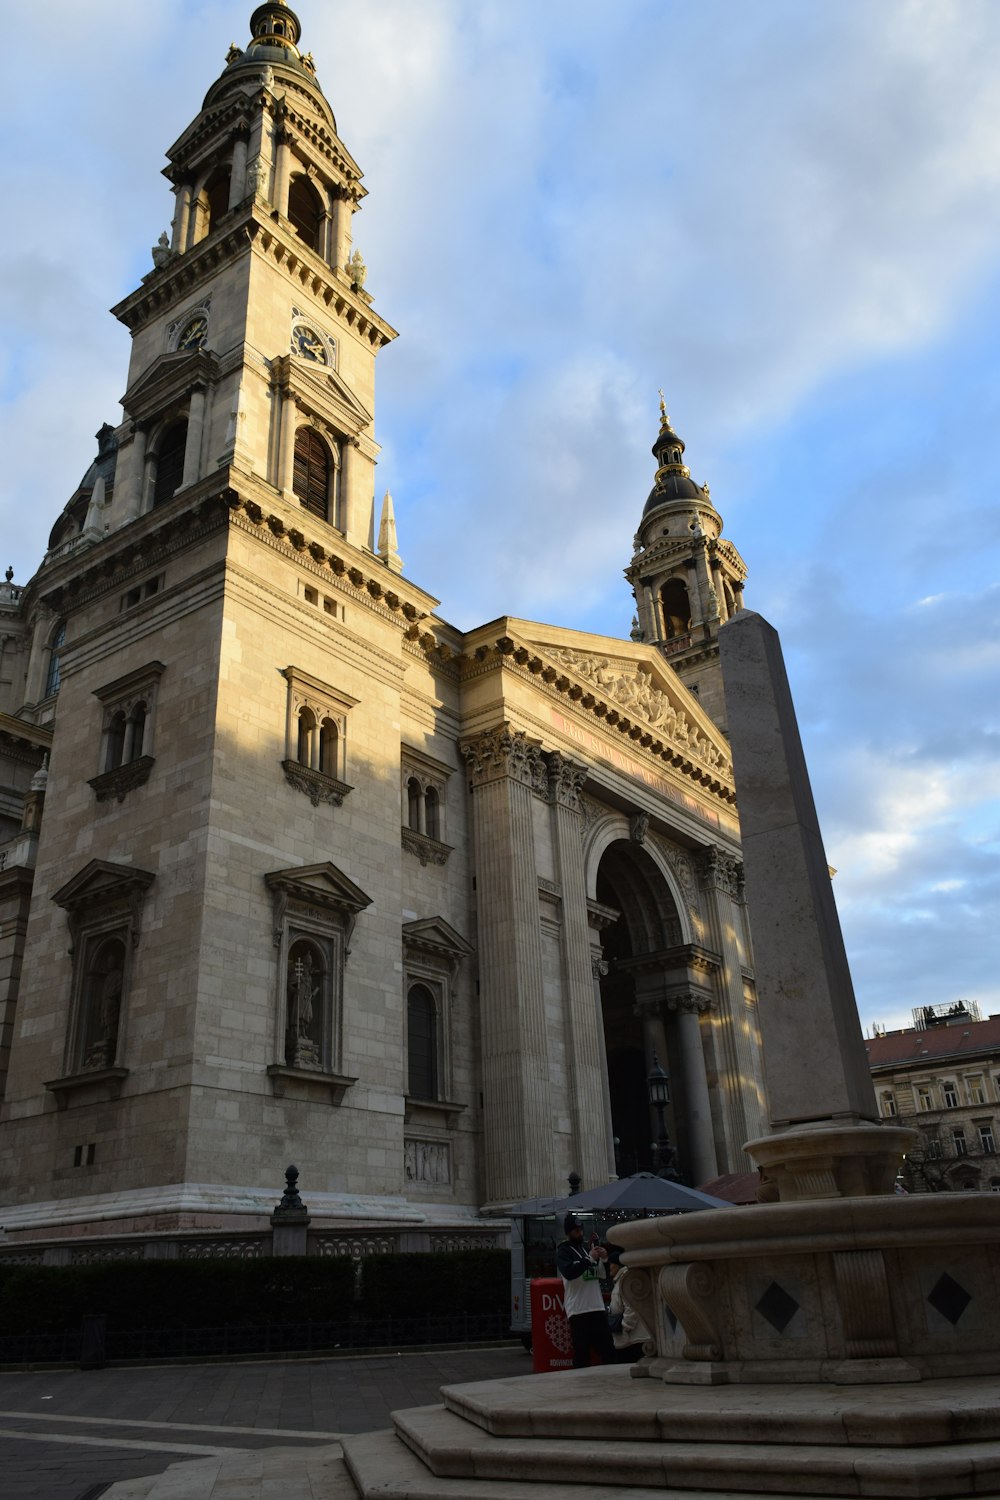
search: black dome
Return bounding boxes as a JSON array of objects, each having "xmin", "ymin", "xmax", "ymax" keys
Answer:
[{"xmin": 643, "ymin": 473, "xmax": 704, "ymax": 516}]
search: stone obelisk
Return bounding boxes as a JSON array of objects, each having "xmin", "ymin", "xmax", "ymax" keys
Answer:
[{"xmin": 719, "ymin": 610, "xmax": 914, "ymax": 1199}]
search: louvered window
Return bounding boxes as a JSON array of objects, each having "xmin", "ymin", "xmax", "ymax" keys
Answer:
[
  {"xmin": 293, "ymin": 428, "xmax": 330, "ymax": 519},
  {"xmin": 153, "ymin": 420, "xmax": 187, "ymax": 506}
]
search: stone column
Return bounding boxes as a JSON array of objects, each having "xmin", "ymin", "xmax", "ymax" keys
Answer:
[
  {"xmin": 548, "ymin": 752, "xmax": 611, "ymax": 1188},
  {"xmin": 590, "ymin": 954, "xmax": 617, "ymax": 1178},
  {"xmin": 172, "ymin": 181, "xmax": 193, "ymax": 252},
  {"xmin": 332, "ymin": 189, "xmax": 352, "ymax": 273},
  {"xmin": 697, "ymin": 845, "xmax": 764, "ymax": 1155},
  {"xmin": 692, "ymin": 540, "xmax": 715, "ymax": 625},
  {"xmin": 273, "ymin": 129, "xmax": 292, "ymax": 218},
  {"xmin": 461, "ymin": 725, "xmax": 552, "ymax": 1206},
  {"xmin": 719, "ymin": 610, "xmax": 915, "ymax": 1198},
  {"xmin": 712, "ymin": 561, "xmax": 729, "ymax": 622},
  {"xmin": 229, "ymin": 129, "xmax": 250, "ymax": 208},
  {"xmin": 279, "ymin": 388, "xmax": 298, "ymax": 495},
  {"xmin": 181, "ymin": 385, "xmax": 207, "ymax": 490},
  {"xmin": 670, "ymin": 996, "xmax": 718, "ymax": 1185},
  {"xmin": 128, "ymin": 424, "xmax": 148, "ymax": 518}
]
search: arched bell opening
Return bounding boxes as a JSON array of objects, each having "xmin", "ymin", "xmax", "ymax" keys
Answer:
[
  {"xmin": 595, "ymin": 839, "xmax": 696, "ymax": 1180},
  {"xmin": 288, "ymin": 174, "xmax": 324, "ymax": 253},
  {"xmin": 660, "ymin": 577, "xmax": 691, "ymax": 640}
]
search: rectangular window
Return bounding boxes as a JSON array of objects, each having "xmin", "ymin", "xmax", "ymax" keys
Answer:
[
  {"xmin": 927, "ymin": 1138, "xmax": 943, "ymax": 1159},
  {"xmin": 968, "ymin": 1078, "xmax": 986, "ymax": 1105},
  {"xmin": 880, "ymin": 1091, "xmax": 897, "ymax": 1118},
  {"xmin": 980, "ymin": 1125, "xmax": 996, "ymax": 1154},
  {"xmin": 917, "ymin": 1087, "xmax": 932, "ymax": 1112},
  {"xmin": 953, "ymin": 1129, "xmax": 968, "ymax": 1156},
  {"xmin": 943, "ymin": 1082, "xmax": 958, "ymax": 1108}
]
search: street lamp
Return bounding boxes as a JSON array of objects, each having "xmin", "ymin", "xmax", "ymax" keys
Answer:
[{"xmin": 647, "ymin": 1052, "xmax": 681, "ymax": 1181}]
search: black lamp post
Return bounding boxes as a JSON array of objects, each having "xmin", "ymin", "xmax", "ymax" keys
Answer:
[{"xmin": 647, "ymin": 1053, "xmax": 681, "ymax": 1181}]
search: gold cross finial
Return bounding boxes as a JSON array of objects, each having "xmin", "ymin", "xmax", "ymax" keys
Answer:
[{"xmin": 658, "ymin": 389, "xmax": 669, "ymax": 425}]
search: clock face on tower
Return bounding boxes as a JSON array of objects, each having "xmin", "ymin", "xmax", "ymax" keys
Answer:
[
  {"xmin": 177, "ymin": 314, "xmax": 208, "ymax": 351},
  {"xmin": 292, "ymin": 324, "xmax": 327, "ymax": 363}
]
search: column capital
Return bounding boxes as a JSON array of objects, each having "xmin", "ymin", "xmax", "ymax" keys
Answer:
[
  {"xmin": 460, "ymin": 723, "xmax": 546, "ymax": 793},
  {"xmin": 547, "ymin": 750, "xmax": 587, "ymax": 810},
  {"xmin": 696, "ymin": 844, "xmax": 743, "ymax": 898}
]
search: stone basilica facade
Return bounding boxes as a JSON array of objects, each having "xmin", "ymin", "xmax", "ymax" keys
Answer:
[{"xmin": 0, "ymin": 3, "xmax": 764, "ymax": 1256}]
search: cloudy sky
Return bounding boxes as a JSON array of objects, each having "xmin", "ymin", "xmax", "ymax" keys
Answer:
[{"xmin": 3, "ymin": 0, "xmax": 999, "ymax": 1035}]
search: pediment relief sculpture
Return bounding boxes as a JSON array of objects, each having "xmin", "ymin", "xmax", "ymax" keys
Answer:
[{"xmin": 541, "ymin": 647, "xmax": 732, "ymax": 777}]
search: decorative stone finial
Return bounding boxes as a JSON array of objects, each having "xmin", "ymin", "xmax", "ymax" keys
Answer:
[
  {"xmin": 347, "ymin": 248, "xmax": 367, "ymax": 289},
  {"xmin": 226, "ymin": 42, "xmax": 243, "ymax": 63},
  {"xmin": 567, "ymin": 1171, "xmax": 582, "ymax": 1196},
  {"xmin": 276, "ymin": 1163, "xmax": 304, "ymax": 1213},
  {"xmin": 30, "ymin": 753, "xmax": 49, "ymax": 795},
  {"xmin": 4, "ymin": 567, "xmax": 12, "ymax": 584},
  {"xmin": 630, "ymin": 613, "xmax": 641, "ymax": 642},
  {"xmin": 151, "ymin": 232, "xmax": 173, "ymax": 270},
  {"xmin": 377, "ymin": 490, "xmax": 403, "ymax": 574}
]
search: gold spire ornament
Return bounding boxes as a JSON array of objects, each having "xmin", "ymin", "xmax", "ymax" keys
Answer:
[{"xmin": 658, "ymin": 389, "xmax": 669, "ymax": 426}]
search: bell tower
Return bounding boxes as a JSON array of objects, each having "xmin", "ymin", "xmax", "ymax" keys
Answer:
[
  {"xmin": 103, "ymin": 0, "xmax": 396, "ymax": 556},
  {"xmin": 625, "ymin": 397, "xmax": 747, "ymax": 732}
]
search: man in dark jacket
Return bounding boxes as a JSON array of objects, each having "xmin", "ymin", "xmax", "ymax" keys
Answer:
[{"xmin": 555, "ymin": 1213, "xmax": 615, "ymax": 1368}]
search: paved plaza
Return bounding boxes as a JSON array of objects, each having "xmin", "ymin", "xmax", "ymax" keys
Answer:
[{"xmin": 0, "ymin": 1343, "xmax": 529, "ymax": 1499}]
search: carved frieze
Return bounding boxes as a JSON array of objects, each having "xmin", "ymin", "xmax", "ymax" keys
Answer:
[
  {"xmin": 460, "ymin": 724, "xmax": 546, "ymax": 793},
  {"xmin": 401, "ymin": 827, "xmax": 452, "ymax": 866},
  {"xmin": 281, "ymin": 759, "xmax": 353, "ymax": 808},
  {"xmin": 542, "ymin": 648, "xmax": 732, "ymax": 777},
  {"xmin": 404, "ymin": 1137, "xmax": 451, "ymax": 1186}
]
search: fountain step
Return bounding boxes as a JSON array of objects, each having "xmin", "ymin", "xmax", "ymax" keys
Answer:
[
  {"xmin": 443, "ymin": 1368, "xmax": 1000, "ymax": 1450},
  {"xmin": 387, "ymin": 1400, "xmax": 1000, "ymax": 1498}
]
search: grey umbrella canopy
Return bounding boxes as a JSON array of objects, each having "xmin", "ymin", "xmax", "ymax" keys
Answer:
[
  {"xmin": 559, "ymin": 1172, "xmax": 727, "ymax": 1214},
  {"xmin": 506, "ymin": 1173, "xmax": 727, "ymax": 1218}
]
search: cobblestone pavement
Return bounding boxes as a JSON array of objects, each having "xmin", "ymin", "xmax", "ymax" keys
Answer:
[{"xmin": 0, "ymin": 1343, "xmax": 530, "ymax": 1499}]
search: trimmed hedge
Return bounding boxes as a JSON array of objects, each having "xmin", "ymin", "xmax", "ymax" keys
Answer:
[
  {"xmin": 359, "ymin": 1248, "xmax": 509, "ymax": 1319},
  {"xmin": 0, "ymin": 1256, "xmax": 354, "ymax": 1335},
  {"xmin": 0, "ymin": 1249, "xmax": 511, "ymax": 1335}
]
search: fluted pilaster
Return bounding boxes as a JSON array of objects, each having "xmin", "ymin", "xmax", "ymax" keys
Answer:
[
  {"xmin": 548, "ymin": 752, "xmax": 610, "ymax": 1186},
  {"xmin": 462, "ymin": 725, "xmax": 551, "ymax": 1204}
]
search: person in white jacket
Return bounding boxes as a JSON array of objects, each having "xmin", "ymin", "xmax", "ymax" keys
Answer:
[{"xmin": 607, "ymin": 1245, "xmax": 651, "ymax": 1362}]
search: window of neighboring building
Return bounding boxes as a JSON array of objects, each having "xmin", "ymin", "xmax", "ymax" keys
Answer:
[
  {"xmin": 880, "ymin": 1089, "xmax": 897, "ymax": 1118},
  {"xmin": 293, "ymin": 427, "xmax": 334, "ymax": 520},
  {"xmin": 968, "ymin": 1077, "xmax": 986, "ymax": 1105},
  {"xmin": 152, "ymin": 419, "xmax": 188, "ymax": 506},
  {"xmin": 942, "ymin": 1081, "xmax": 959, "ymax": 1108},
  {"xmin": 991, "ymin": 1178, "xmax": 1000, "ymax": 1192},
  {"xmin": 980, "ymin": 1124, "xmax": 996, "ymax": 1154},
  {"xmin": 917, "ymin": 1087, "xmax": 932, "ymax": 1112},
  {"xmin": 927, "ymin": 1138, "xmax": 943, "ymax": 1159},
  {"xmin": 953, "ymin": 1129, "xmax": 968, "ymax": 1156},
  {"xmin": 407, "ymin": 983, "xmax": 438, "ymax": 1101},
  {"xmin": 44, "ymin": 620, "xmax": 67, "ymax": 698}
]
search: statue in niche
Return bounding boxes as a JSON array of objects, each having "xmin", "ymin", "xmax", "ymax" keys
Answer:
[
  {"xmin": 286, "ymin": 948, "xmax": 321, "ymax": 1069},
  {"xmin": 82, "ymin": 942, "xmax": 125, "ymax": 1071}
]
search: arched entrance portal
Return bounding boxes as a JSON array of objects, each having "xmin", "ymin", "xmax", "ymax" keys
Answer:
[{"xmin": 595, "ymin": 840, "xmax": 717, "ymax": 1185}]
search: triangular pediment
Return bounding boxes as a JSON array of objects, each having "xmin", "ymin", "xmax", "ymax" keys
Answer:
[
  {"xmin": 52, "ymin": 859, "xmax": 155, "ymax": 914},
  {"xmin": 403, "ymin": 916, "xmax": 474, "ymax": 961},
  {"xmin": 265, "ymin": 861, "xmax": 372, "ymax": 915},
  {"xmin": 122, "ymin": 347, "xmax": 220, "ymax": 423},
  {"xmin": 508, "ymin": 624, "xmax": 733, "ymax": 781},
  {"xmin": 291, "ymin": 359, "xmax": 372, "ymax": 430}
]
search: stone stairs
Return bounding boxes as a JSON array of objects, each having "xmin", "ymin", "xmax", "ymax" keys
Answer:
[
  {"xmin": 341, "ymin": 1366, "xmax": 1000, "ymax": 1500},
  {"xmin": 100, "ymin": 1442, "xmax": 356, "ymax": 1499}
]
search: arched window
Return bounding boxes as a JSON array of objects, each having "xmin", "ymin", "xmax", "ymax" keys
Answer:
[
  {"xmin": 293, "ymin": 427, "xmax": 331, "ymax": 519},
  {"xmin": 425, "ymin": 786, "xmax": 440, "ymax": 841},
  {"xmin": 661, "ymin": 578, "xmax": 691, "ymax": 640},
  {"xmin": 153, "ymin": 420, "xmax": 188, "ymax": 507},
  {"xmin": 407, "ymin": 777, "xmax": 422, "ymax": 832},
  {"xmin": 105, "ymin": 711, "xmax": 127, "ymax": 772},
  {"xmin": 285, "ymin": 936, "xmax": 327, "ymax": 1069},
  {"xmin": 318, "ymin": 718, "xmax": 338, "ymax": 777},
  {"xmin": 44, "ymin": 620, "xmax": 67, "ymax": 697},
  {"xmin": 288, "ymin": 175, "xmax": 323, "ymax": 252},
  {"xmin": 204, "ymin": 165, "xmax": 231, "ymax": 233},
  {"xmin": 407, "ymin": 984, "xmax": 438, "ymax": 1100},
  {"xmin": 297, "ymin": 706, "xmax": 317, "ymax": 767},
  {"xmin": 80, "ymin": 937, "xmax": 126, "ymax": 1071}
]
